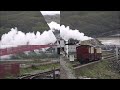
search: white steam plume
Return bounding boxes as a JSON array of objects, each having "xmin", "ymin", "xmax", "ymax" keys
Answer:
[
  {"xmin": 0, "ymin": 21, "xmax": 92, "ymax": 49},
  {"xmin": 48, "ymin": 21, "xmax": 92, "ymax": 41},
  {"xmin": 0, "ymin": 27, "xmax": 57, "ymax": 48}
]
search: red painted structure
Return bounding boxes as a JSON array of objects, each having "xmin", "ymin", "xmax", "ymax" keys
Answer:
[
  {"xmin": 76, "ymin": 45, "xmax": 101, "ymax": 63},
  {"xmin": 0, "ymin": 45, "xmax": 56, "ymax": 56},
  {"xmin": 0, "ymin": 63, "xmax": 20, "ymax": 78}
]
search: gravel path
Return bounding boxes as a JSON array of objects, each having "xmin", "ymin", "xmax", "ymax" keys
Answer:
[{"xmin": 60, "ymin": 56, "xmax": 76, "ymax": 79}]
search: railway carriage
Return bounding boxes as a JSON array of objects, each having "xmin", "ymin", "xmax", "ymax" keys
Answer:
[{"xmin": 76, "ymin": 45, "xmax": 102, "ymax": 63}]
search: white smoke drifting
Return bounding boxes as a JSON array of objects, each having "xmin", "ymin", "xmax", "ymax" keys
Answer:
[
  {"xmin": 0, "ymin": 27, "xmax": 57, "ymax": 48},
  {"xmin": 0, "ymin": 21, "xmax": 92, "ymax": 59},
  {"xmin": 48, "ymin": 21, "xmax": 92, "ymax": 41},
  {"xmin": 0, "ymin": 21, "xmax": 92, "ymax": 49}
]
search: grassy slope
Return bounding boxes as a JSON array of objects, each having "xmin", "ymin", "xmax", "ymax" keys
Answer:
[
  {"xmin": 75, "ymin": 60, "xmax": 120, "ymax": 79},
  {"xmin": 20, "ymin": 63, "xmax": 60, "ymax": 75},
  {"xmin": 0, "ymin": 11, "xmax": 50, "ymax": 39},
  {"xmin": 61, "ymin": 11, "xmax": 120, "ymax": 38}
]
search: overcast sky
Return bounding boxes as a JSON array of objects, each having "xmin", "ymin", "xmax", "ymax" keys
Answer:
[{"xmin": 40, "ymin": 11, "xmax": 60, "ymax": 15}]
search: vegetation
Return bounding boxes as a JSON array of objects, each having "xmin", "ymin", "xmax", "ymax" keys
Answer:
[
  {"xmin": 0, "ymin": 11, "xmax": 50, "ymax": 39},
  {"xmin": 1, "ymin": 11, "xmax": 119, "ymax": 39},
  {"xmin": 75, "ymin": 60, "xmax": 120, "ymax": 79},
  {"xmin": 4, "ymin": 75, "xmax": 16, "ymax": 79},
  {"xmin": 10, "ymin": 52, "xmax": 59, "ymax": 59},
  {"xmin": 61, "ymin": 11, "xmax": 120, "ymax": 38},
  {"xmin": 20, "ymin": 63, "xmax": 60, "ymax": 75}
]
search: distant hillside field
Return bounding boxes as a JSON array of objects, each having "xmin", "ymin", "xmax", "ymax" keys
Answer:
[
  {"xmin": 1, "ymin": 11, "xmax": 120, "ymax": 39},
  {"xmin": 43, "ymin": 14, "xmax": 60, "ymax": 24},
  {"xmin": 0, "ymin": 11, "xmax": 50, "ymax": 39},
  {"xmin": 61, "ymin": 11, "xmax": 120, "ymax": 38}
]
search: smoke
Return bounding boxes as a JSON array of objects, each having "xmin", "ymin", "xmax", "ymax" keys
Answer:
[
  {"xmin": 0, "ymin": 21, "xmax": 92, "ymax": 49},
  {"xmin": 48, "ymin": 21, "xmax": 61, "ymax": 30},
  {"xmin": 48, "ymin": 21, "xmax": 92, "ymax": 41},
  {"xmin": 0, "ymin": 21, "xmax": 93, "ymax": 59},
  {"xmin": 0, "ymin": 27, "xmax": 57, "ymax": 48}
]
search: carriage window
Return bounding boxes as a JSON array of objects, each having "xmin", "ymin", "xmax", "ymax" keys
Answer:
[{"xmin": 91, "ymin": 47, "xmax": 94, "ymax": 53}]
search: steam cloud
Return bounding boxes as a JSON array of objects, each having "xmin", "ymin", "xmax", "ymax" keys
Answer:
[
  {"xmin": 0, "ymin": 21, "xmax": 92, "ymax": 49},
  {"xmin": 0, "ymin": 27, "xmax": 57, "ymax": 48},
  {"xmin": 48, "ymin": 21, "xmax": 92, "ymax": 41}
]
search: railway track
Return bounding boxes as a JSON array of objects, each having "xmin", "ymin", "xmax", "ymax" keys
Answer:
[
  {"xmin": 18, "ymin": 68, "xmax": 60, "ymax": 79},
  {"xmin": 73, "ymin": 60, "xmax": 100, "ymax": 70},
  {"xmin": 102, "ymin": 51, "xmax": 120, "ymax": 60},
  {"xmin": 103, "ymin": 56, "xmax": 116, "ymax": 60},
  {"xmin": 73, "ymin": 51, "xmax": 119, "ymax": 70}
]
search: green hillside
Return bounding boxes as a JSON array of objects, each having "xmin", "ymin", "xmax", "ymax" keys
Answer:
[
  {"xmin": 0, "ymin": 11, "xmax": 50, "ymax": 39},
  {"xmin": 44, "ymin": 14, "xmax": 60, "ymax": 24},
  {"xmin": 1, "ymin": 11, "xmax": 120, "ymax": 39},
  {"xmin": 61, "ymin": 11, "xmax": 120, "ymax": 38}
]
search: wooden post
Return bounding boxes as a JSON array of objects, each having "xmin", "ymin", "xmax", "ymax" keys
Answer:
[{"xmin": 53, "ymin": 66, "xmax": 55, "ymax": 79}]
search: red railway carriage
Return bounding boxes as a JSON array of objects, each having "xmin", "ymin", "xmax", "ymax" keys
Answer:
[
  {"xmin": 76, "ymin": 45, "xmax": 94, "ymax": 63},
  {"xmin": 76, "ymin": 45, "xmax": 101, "ymax": 63}
]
